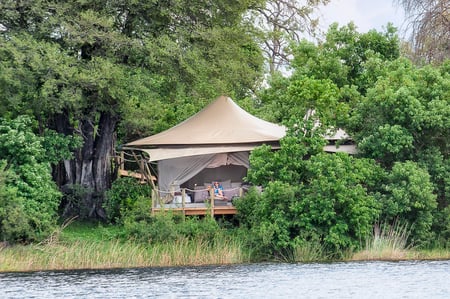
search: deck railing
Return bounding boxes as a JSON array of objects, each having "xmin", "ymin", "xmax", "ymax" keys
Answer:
[{"xmin": 151, "ymin": 187, "xmax": 245, "ymax": 217}]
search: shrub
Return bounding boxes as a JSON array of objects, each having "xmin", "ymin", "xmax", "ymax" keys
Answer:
[
  {"xmin": 292, "ymin": 153, "xmax": 381, "ymax": 255},
  {"xmin": 380, "ymin": 161, "xmax": 437, "ymax": 246},
  {"xmin": 239, "ymin": 151, "xmax": 382, "ymax": 258},
  {"xmin": 0, "ymin": 116, "xmax": 64, "ymax": 243},
  {"xmin": 120, "ymin": 195, "xmax": 221, "ymax": 244},
  {"xmin": 0, "ymin": 161, "xmax": 31, "ymax": 242},
  {"xmin": 104, "ymin": 177, "xmax": 152, "ymax": 223}
]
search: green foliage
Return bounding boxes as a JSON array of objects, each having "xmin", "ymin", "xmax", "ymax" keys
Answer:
[
  {"xmin": 379, "ymin": 161, "xmax": 437, "ymax": 246},
  {"xmin": 291, "ymin": 23, "xmax": 400, "ymax": 93},
  {"xmin": 0, "ymin": 116, "xmax": 71, "ymax": 243},
  {"xmin": 104, "ymin": 177, "xmax": 152, "ymax": 224},
  {"xmin": 120, "ymin": 196, "xmax": 220, "ymax": 244},
  {"xmin": 240, "ymin": 124, "xmax": 382, "ymax": 257},
  {"xmin": 349, "ymin": 59, "xmax": 449, "ymax": 243},
  {"xmin": 246, "ymin": 119, "xmax": 326, "ymax": 186},
  {"xmin": 235, "ymin": 183, "xmax": 298, "ymax": 259},
  {"xmin": 292, "ymin": 153, "xmax": 381, "ymax": 254},
  {"xmin": 257, "ymin": 23, "xmax": 400, "ymax": 127},
  {"xmin": 0, "ymin": 161, "xmax": 31, "ymax": 242},
  {"xmin": 431, "ymin": 206, "xmax": 450, "ymax": 248},
  {"xmin": 40, "ymin": 130, "xmax": 81, "ymax": 165},
  {"xmin": 350, "ymin": 59, "xmax": 449, "ymax": 166},
  {"xmin": 358, "ymin": 124, "xmax": 414, "ymax": 165}
]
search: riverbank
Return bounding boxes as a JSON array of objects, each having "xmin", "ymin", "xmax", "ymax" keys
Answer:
[
  {"xmin": 1, "ymin": 222, "xmax": 449, "ymax": 273},
  {"xmin": 2, "ymin": 241, "xmax": 449, "ymax": 273},
  {"xmin": 0, "ymin": 222, "xmax": 249, "ymax": 273}
]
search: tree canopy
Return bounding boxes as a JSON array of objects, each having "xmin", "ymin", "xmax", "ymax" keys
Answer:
[{"xmin": 0, "ymin": 0, "xmax": 266, "ymax": 220}]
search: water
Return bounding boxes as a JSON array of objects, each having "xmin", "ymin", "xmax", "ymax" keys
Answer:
[{"xmin": 1, "ymin": 260, "xmax": 449, "ymax": 298}]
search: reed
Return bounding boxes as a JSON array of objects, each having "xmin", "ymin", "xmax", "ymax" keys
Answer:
[
  {"xmin": 351, "ymin": 221, "xmax": 415, "ymax": 261},
  {"xmin": 292, "ymin": 241, "xmax": 328, "ymax": 262},
  {"xmin": 0, "ymin": 235, "xmax": 248, "ymax": 272}
]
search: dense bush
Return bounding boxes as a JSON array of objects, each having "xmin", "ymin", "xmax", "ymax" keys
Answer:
[
  {"xmin": 238, "ymin": 155, "xmax": 382, "ymax": 258},
  {"xmin": 120, "ymin": 196, "xmax": 220, "ymax": 244},
  {"xmin": 292, "ymin": 153, "xmax": 381, "ymax": 254},
  {"xmin": 104, "ymin": 177, "xmax": 152, "ymax": 224},
  {"xmin": 0, "ymin": 161, "xmax": 31, "ymax": 242},
  {"xmin": 238, "ymin": 121, "xmax": 383, "ymax": 258},
  {"xmin": 379, "ymin": 161, "xmax": 437, "ymax": 246},
  {"xmin": 0, "ymin": 116, "xmax": 69, "ymax": 243}
]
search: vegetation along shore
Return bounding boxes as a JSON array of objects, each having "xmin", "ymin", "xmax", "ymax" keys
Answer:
[{"xmin": 1, "ymin": 220, "xmax": 449, "ymax": 273}]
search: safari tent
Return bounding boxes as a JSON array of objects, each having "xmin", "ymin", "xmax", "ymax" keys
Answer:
[
  {"xmin": 123, "ymin": 95, "xmax": 286, "ymax": 202},
  {"xmin": 122, "ymin": 95, "xmax": 355, "ymax": 207}
]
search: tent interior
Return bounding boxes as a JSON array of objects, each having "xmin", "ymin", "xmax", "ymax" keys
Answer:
[
  {"xmin": 182, "ymin": 165, "xmax": 248, "ymax": 190},
  {"xmin": 155, "ymin": 151, "xmax": 251, "ymax": 202}
]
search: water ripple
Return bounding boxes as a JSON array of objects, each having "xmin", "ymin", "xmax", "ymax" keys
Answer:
[{"xmin": 1, "ymin": 260, "xmax": 449, "ymax": 298}]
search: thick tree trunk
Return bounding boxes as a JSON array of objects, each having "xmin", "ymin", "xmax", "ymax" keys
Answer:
[{"xmin": 54, "ymin": 110, "xmax": 118, "ymax": 220}]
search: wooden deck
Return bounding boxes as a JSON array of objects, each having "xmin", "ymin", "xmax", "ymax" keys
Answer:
[{"xmin": 152, "ymin": 204, "xmax": 237, "ymax": 216}]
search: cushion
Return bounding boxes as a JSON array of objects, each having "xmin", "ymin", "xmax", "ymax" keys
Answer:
[
  {"xmin": 220, "ymin": 179, "xmax": 231, "ymax": 189},
  {"xmin": 231, "ymin": 182, "xmax": 242, "ymax": 188},
  {"xmin": 224, "ymin": 189, "xmax": 239, "ymax": 199},
  {"xmin": 194, "ymin": 185, "xmax": 208, "ymax": 203}
]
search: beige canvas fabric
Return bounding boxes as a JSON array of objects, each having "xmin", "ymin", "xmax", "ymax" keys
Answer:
[
  {"xmin": 126, "ymin": 95, "xmax": 286, "ymax": 147},
  {"xmin": 141, "ymin": 144, "xmax": 274, "ymax": 162}
]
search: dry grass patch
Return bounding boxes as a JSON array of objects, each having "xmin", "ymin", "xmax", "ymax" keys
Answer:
[{"xmin": 351, "ymin": 221, "xmax": 415, "ymax": 261}]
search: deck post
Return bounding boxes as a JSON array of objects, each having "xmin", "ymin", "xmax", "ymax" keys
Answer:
[
  {"xmin": 120, "ymin": 152, "xmax": 124, "ymax": 171},
  {"xmin": 181, "ymin": 188, "xmax": 186, "ymax": 219},
  {"xmin": 209, "ymin": 188, "xmax": 215, "ymax": 219},
  {"xmin": 151, "ymin": 189, "xmax": 156, "ymax": 216}
]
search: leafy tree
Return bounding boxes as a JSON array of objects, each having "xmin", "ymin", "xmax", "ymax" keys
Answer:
[
  {"xmin": 348, "ymin": 57, "xmax": 449, "ymax": 246},
  {"xmin": 0, "ymin": 0, "xmax": 265, "ymax": 219},
  {"xmin": 246, "ymin": 119, "xmax": 326, "ymax": 186},
  {"xmin": 349, "ymin": 59, "xmax": 450, "ymax": 204},
  {"xmin": 239, "ymin": 120, "xmax": 381, "ymax": 257},
  {"xmin": 291, "ymin": 153, "xmax": 381, "ymax": 254},
  {"xmin": 257, "ymin": 23, "xmax": 400, "ymax": 126},
  {"xmin": 290, "ymin": 23, "xmax": 400, "ymax": 93}
]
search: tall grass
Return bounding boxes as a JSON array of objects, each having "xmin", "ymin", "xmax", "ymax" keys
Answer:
[
  {"xmin": 352, "ymin": 221, "xmax": 415, "ymax": 261},
  {"xmin": 292, "ymin": 241, "xmax": 328, "ymax": 262},
  {"xmin": 0, "ymin": 235, "xmax": 249, "ymax": 273},
  {"xmin": 0, "ymin": 220, "xmax": 250, "ymax": 273}
]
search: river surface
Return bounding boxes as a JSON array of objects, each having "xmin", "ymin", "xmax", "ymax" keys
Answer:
[{"xmin": 1, "ymin": 260, "xmax": 449, "ymax": 298}]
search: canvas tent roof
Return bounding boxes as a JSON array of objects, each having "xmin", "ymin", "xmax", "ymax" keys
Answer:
[
  {"xmin": 125, "ymin": 96, "xmax": 286, "ymax": 161},
  {"xmin": 126, "ymin": 95, "xmax": 286, "ymax": 147}
]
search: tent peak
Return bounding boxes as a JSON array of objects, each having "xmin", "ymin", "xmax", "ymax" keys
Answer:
[{"xmin": 126, "ymin": 96, "xmax": 286, "ymax": 147}]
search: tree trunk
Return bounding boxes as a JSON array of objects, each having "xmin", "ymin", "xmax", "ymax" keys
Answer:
[{"xmin": 54, "ymin": 110, "xmax": 118, "ymax": 220}]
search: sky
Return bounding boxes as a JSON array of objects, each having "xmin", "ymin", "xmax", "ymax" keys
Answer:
[{"xmin": 317, "ymin": 0, "xmax": 407, "ymax": 34}]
